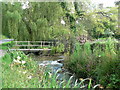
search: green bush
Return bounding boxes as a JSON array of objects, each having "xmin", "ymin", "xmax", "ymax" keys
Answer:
[
  {"xmin": 95, "ymin": 38, "xmax": 120, "ymax": 88},
  {"xmin": 0, "ymin": 41, "xmax": 14, "ymax": 50},
  {"xmin": 65, "ymin": 38, "xmax": 120, "ymax": 88},
  {"xmin": 56, "ymin": 43, "xmax": 64, "ymax": 53},
  {"xmin": 65, "ymin": 42, "xmax": 96, "ymax": 78}
]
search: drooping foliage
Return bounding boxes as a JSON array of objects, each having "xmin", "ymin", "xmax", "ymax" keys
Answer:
[
  {"xmin": 2, "ymin": 2, "xmax": 119, "ymax": 41},
  {"xmin": 2, "ymin": 2, "xmax": 67, "ymax": 41}
]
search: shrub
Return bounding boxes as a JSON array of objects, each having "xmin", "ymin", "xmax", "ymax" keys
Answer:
[
  {"xmin": 95, "ymin": 38, "xmax": 120, "ymax": 88},
  {"xmin": 65, "ymin": 38, "xmax": 120, "ymax": 88},
  {"xmin": 65, "ymin": 42, "xmax": 96, "ymax": 78}
]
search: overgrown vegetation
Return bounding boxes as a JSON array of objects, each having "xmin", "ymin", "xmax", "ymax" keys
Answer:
[
  {"xmin": 2, "ymin": 2, "xmax": 119, "ymax": 41},
  {"xmin": 1, "ymin": 1, "xmax": 120, "ymax": 89},
  {"xmin": 65, "ymin": 38, "xmax": 120, "ymax": 88},
  {"xmin": 0, "ymin": 41, "xmax": 14, "ymax": 50},
  {"xmin": 2, "ymin": 51, "xmax": 100, "ymax": 88},
  {"xmin": 0, "ymin": 35, "xmax": 8, "ymax": 40}
]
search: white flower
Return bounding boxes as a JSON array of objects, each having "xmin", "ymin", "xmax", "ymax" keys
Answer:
[
  {"xmin": 13, "ymin": 59, "xmax": 21, "ymax": 63},
  {"xmin": 13, "ymin": 59, "xmax": 17, "ymax": 62},
  {"xmin": 98, "ymin": 55, "xmax": 101, "ymax": 57},
  {"xmin": 70, "ymin": 10, "xmax": 75, "ymax": 14},
  {"xmin": 17, "ymin": 60, "xmax": 21, "ymax": 63},
  {"xmin": 18, "ymin": 71, "xmax": 22, "ymax": 73},
  {"xmin": 61, "ymin": 19, "xmax": 65, "ymax": 25},
  {"xmin": 76, "ymin": 20, "xmax": 79, "ymax": 24},
  {"xmin": 27, "ymin": 75, "xmax": 32, "ymax": 79},
  {"xmin": 21, "ymin": 61, "xmax": 26, "ymax": 64},
  {"xmin": 17, "ymin": 56, "xmax": 21, "ymax": 60},
  {"xmin": 23, "ymin": 71, "xmax": 27, "ymax": 74}
]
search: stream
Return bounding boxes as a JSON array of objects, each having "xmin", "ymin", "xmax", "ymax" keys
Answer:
[{"xmin": 30, "ymin": 54, "xmax": 76, "ymax": 83}]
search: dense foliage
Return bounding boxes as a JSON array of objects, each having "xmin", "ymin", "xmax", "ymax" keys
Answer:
[
  {"xmin": 2, "ymin": 51, "xmax": 96, "ymax": 88},
  {"xmin": 2, "ymin": 2, "xmax": 119, "ymax": 41},
  {"xmin": 2, "ymin": 1, "xmax": 120, "ymax": 89},
  {"xmin": 65, "ymin": 38, "xmax": 120, "ymax": 88}
]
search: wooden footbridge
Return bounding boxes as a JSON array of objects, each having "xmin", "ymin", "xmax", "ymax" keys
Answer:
[{"xmin": 10, "ymin": 41, "xmax": 58, "ymax": 52}]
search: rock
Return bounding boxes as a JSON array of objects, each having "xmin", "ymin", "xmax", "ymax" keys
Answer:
[{"xmin": 57, "ymin": 59, "xmax": 64, "ymax": 63}]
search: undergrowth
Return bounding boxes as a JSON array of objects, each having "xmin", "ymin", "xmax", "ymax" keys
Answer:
[
  {"xmin": 65, "ymin": 38, "xmax": 120, "ymax": 88},
  {"xmin": 2, "ymin": 51, "xmax": 99, "ymax": 88}
]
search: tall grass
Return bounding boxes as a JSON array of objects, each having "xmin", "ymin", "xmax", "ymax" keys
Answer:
[
  {"xmin": 65, "ymin": 38, "xmax": 120, "ymax": 88},
  {"xmin": 2, "ymin": 51, "xmax": 40, "ymax": 88},
  {"xmin": 2, "ymin": 51, "xmax": 98, "ymax": 88}
]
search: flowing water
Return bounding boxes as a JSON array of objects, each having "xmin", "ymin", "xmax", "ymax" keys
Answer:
[{"xmin": 30, "ymin": 54, "xmax": 76, "ymax": 82}]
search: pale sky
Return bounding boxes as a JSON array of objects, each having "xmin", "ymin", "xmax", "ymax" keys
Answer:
[{"xmin": 92, "ymin": 0, "xmax": 118, "ymax": 7}]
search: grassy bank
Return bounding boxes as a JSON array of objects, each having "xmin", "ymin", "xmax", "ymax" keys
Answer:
[
  {"xmin": 2, "ymin": 51, "xmax": 99, "ymax": 88},
  {"xmin": 64, "ymin": 38, "xmax": 120, "ymax": 88},
  {"xmin": 0, "ymin": 41, "xmax": 14, "ymax": 50},
  {"xmin": 2, "ymin": 51, "xmax": 41, "ymax": 88}
]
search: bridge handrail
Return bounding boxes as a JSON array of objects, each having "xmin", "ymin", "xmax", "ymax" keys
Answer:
[{"xmin": 14, "ymin": 41, "xmax": 56, "ymax": 43}]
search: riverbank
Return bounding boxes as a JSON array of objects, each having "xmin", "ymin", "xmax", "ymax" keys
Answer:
[
  {"xmin": 2, "ymin": 50, "xmax": 96, "ymax": 88},
  {"xmin": 2, "ymin": 51, "xmax": 41, "ymax": 88}
]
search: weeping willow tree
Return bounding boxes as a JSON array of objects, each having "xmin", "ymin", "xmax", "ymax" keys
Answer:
[
  {"xmin": 2, "ymin": 2, "xmax": 66, "ymax": 41},
  {"xmin": 18, "ymin": 21, "xmax": 30, "ymax": 41},
  {"xmin": 6, "ymin": 10, "xmax": 21, "ymax": 39},
  {"xmin": 2, "ymin": 1, "xmax": 98, "ymax": 41},
  {"xmin": 2, "ymin": 3, "xmax": 22, "ymax": 40},
  {"xmin": 22, "ymin": 2, "xmax": 65, "ymax": 41}
]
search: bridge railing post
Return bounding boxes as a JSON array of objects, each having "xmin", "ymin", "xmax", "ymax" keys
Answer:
[
  {"xmin": 41, "ymin": 41, "xmax": 42, "ymax": 47},
  {"xmin": 15, "ymin": 41, "xmax": 17, "ymax": 45},
  {"xmin": 28, "ymin": 41, "xmax": 30, "ymax": 46}
]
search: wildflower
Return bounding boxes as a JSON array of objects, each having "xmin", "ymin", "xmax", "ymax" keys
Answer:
[
  {"xmin": 23, "ymin": 71, "xmax": 27, "ymax": 74},
  {"xmin": 61, "ymin": 19, "xmax": 65, "ymax": 25},
  {"xmin": 17, "ymin": 56, "xmax": 21, "ymax": 60},
  {"xmin": 76, "ymin": 20, "xmax": 79, "ymax": 24},
  {"xmin": 21, "ymin": 60, "xmax": 26, "ymax": 64},
  {"xmin": 13, "ymin": 59, "xmax": 21, "ymax": 64},
  {"xmin": 70, "ymin": 10, "xmax": 75, "ymax": 14},
  {"xmin": 27, "ymin": 75, "xmax": 32, "ymax": 79},
  {"xmin": 13, "ymin": 59, "xmax": 17, "ymax": 62},
  {"xmin": 79, "ymin": 78, "xmax": 83, "ymax": 81},
  {"xmin": 99, "ymin": 85, "xmax": 104, "ymax": 89},
  {"xmin": 19, "ymin": 71, "xmax": 22, "ymax": 73},
  {"xmin": 98, "ymin": 55, "xmax": 101, "ymax": 57}
]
